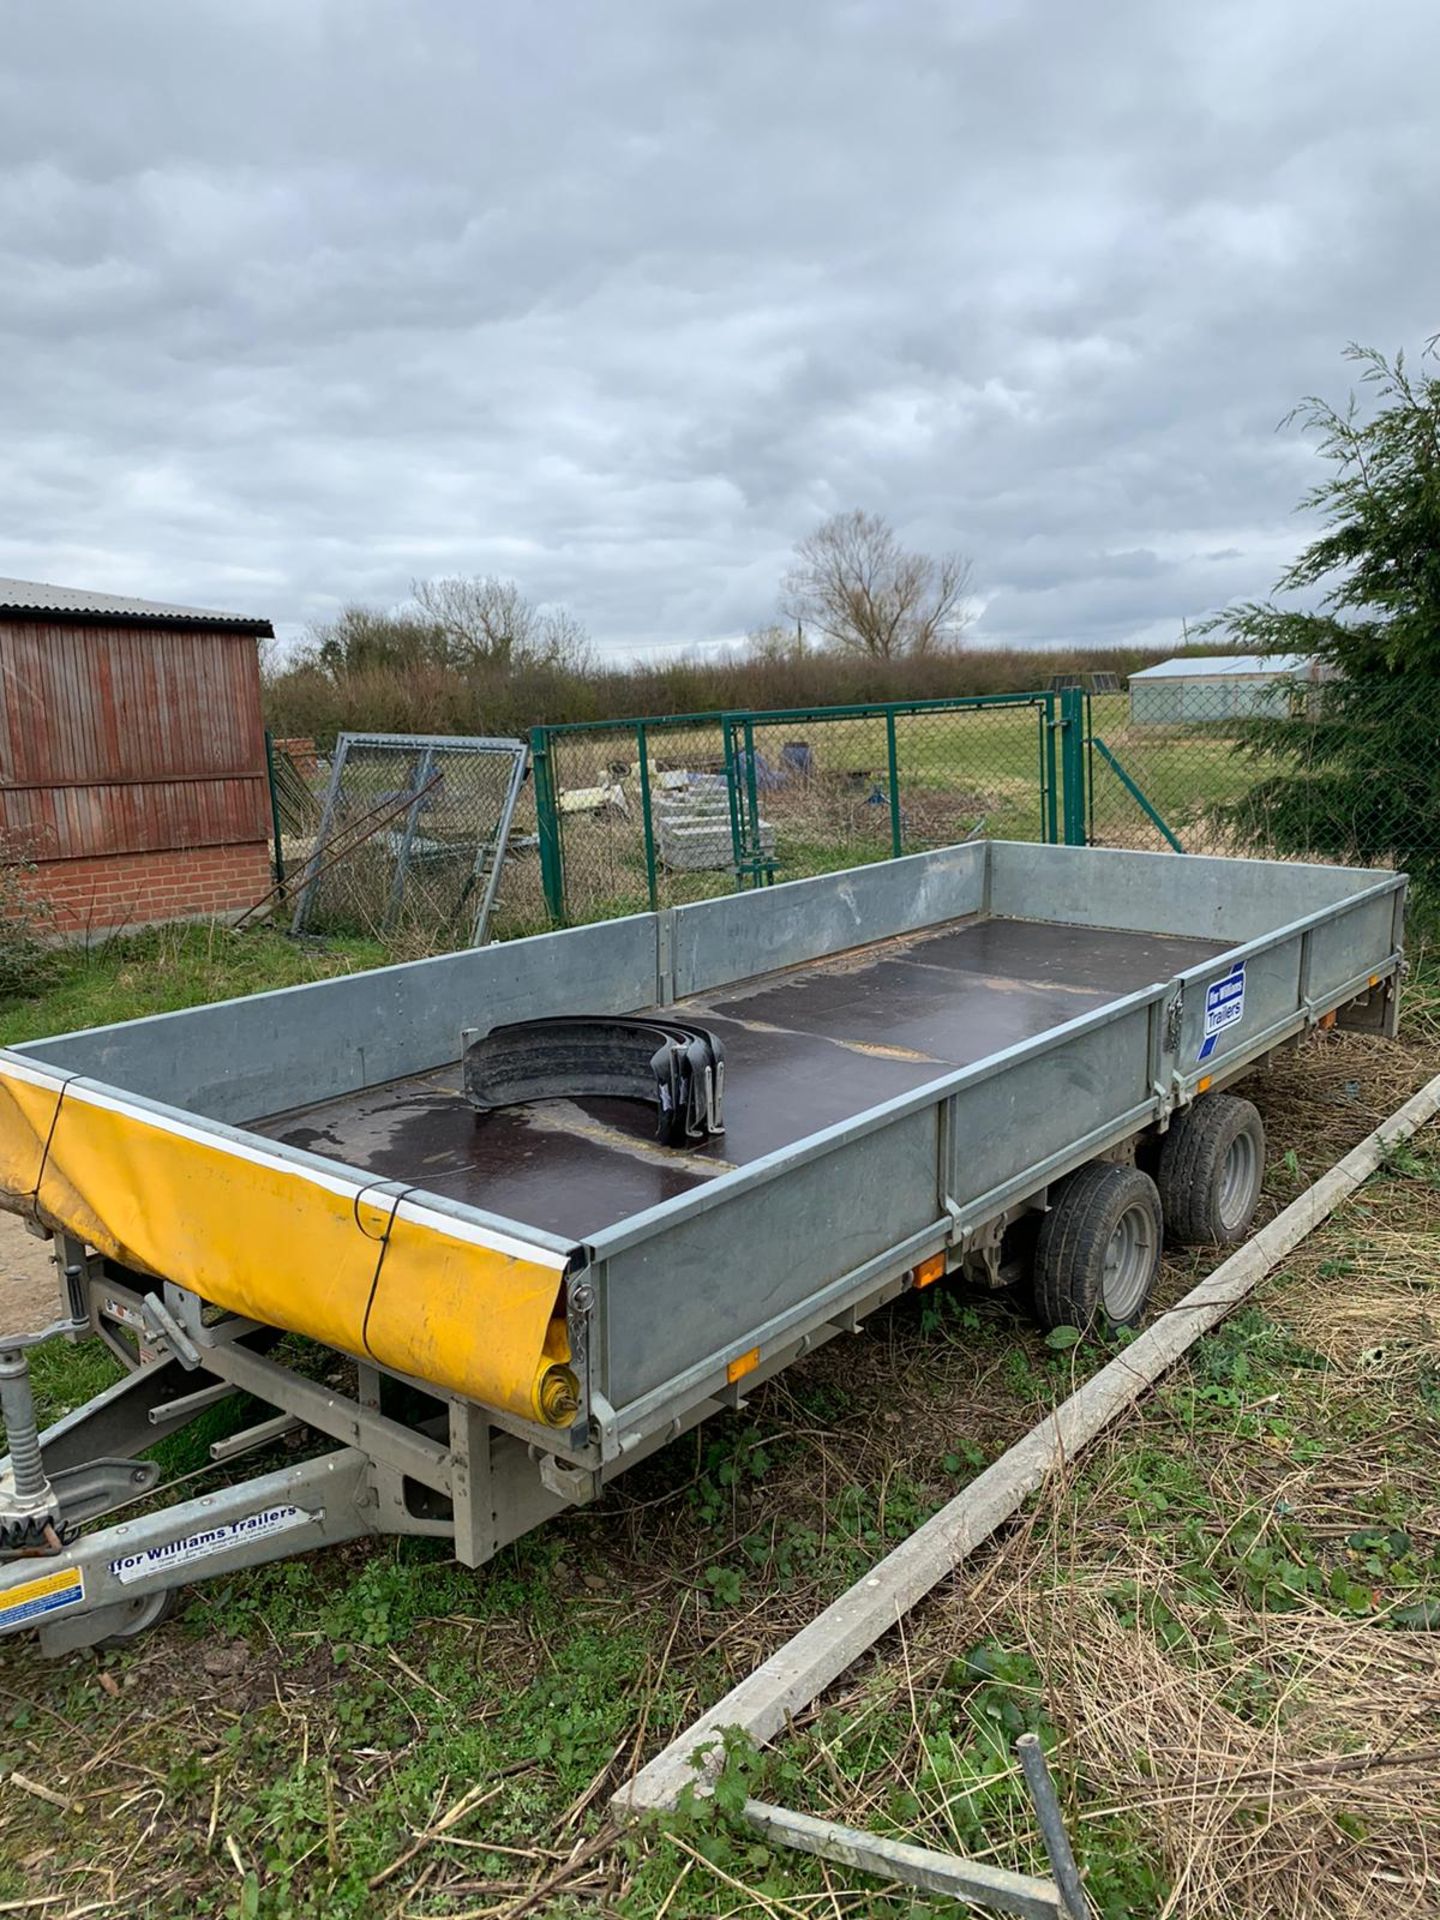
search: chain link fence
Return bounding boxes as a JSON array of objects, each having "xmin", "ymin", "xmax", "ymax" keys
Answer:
[
  {"xmin": 285, "ymin": 733, "xmax": 527, "ymax": 944},
  {"xmin": 531, "ymin": 694, "xmax": 1069, "ymax": 924},
  {"xmin": 1082, "ymin": 681, "xmax": 1289, "ymax": 856},
  {"xmin": 1081, "ymin": 671, "xmax": 1432, "ymax": 891},
  {"xmin": 265, "ymin": 670, "xmax": 1438, "ymax": 948},
  {"xmin": 265, "ymin": 734, "xmax": 327, "ymax": 895}
]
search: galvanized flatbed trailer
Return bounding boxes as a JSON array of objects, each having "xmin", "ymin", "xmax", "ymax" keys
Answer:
[{"xmin": 0, "ymin": 841, "xmax": 1404, "ymax": 1651}]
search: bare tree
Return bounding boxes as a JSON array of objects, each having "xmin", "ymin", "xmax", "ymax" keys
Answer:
[
  {"xmin": 309, "ymin": 603, "xmax": 445, "ymax": 676},
  {"xmin": 412, "ymin": 575, "xmax": 593, "ymax": 671},
  {"xmin": 306, "ymin": 576, "xmax": 592, "ymax": 677},
  {"xmin": 781, "ymin": 510, "xmax": 972, "ymax": 660}
]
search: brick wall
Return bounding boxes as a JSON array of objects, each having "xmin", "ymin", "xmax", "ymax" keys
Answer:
[
  {"xmin": 27, "ymin": 842, "xmax": 273, "ymax": 936},
  {"xmin": 271, "ymin": 736, "xmax": 321, "ymax": 780}
]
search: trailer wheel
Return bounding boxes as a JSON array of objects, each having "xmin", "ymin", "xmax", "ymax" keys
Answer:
[
  {"xmin": 97, "ymin": 1589, "xmax": 175, "ymax": 1648},
  {"xmin": 1157, "ymin": 1094, "xmax": 1266, "ymax": 1246},
  {"xmin": 1033, "ymin": 1163, "xmax": 1162, "ymax": 1332}
]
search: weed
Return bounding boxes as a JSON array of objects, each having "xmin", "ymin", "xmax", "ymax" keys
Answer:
[
  {"xmin": 702, "ymin": 1564, "xmax": 744, "ymax": 1608},
  {"xmin": 689, "ymin": 1419, "xmax": 777, "ymax": 1527},
  {"xmin": 0, "ymin": 834, "xmax": 55, "ymax": 999},
  {"xmin": 1380, "ymin": 1137, "xmax": 1440, "ymax": 1185}
]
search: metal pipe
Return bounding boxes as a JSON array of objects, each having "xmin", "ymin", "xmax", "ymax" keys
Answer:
[
  {"xmin": 1091, "ymin": 736, "xmax": 1183, "ymax": 852},
  {"xmin": 469, "ymin": 743, "xmax": 529, "ymax": 946},
  {"xmin": 741, "ymin": 1799, "xmax": 1061, "ymax": 1917},
  {"xmin": 209, "ymin": 1412, "xmax": 302, "ymax": 1461},
  {"xmin": 742, "ymin": 717, "xmax": 764, "ymax": 887},
  {"xmin": 530, "ymin": 729, "xmax": 568, "ymax": 925},
  {"xmin": 1016, "ymin": 1734, "xmax": 1088, "ymax": 1918},
  {"xmin": 885, "ymin": 710, "xmax": 903, "ymax": 858},
  {"xmin": 636, "ymin": 722, "xmax": 659, "ymax": 914},
  {"xmin": 146, "ymin": 1379, "xmax": 236, "ymax": 1426}
]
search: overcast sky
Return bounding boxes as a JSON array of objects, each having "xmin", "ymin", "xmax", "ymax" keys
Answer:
[{"xmin": 1, "ymin": 1, "xmax": 1436, "ymax": 659}]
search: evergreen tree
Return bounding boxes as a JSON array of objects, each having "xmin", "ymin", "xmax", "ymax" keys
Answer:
[{"xmin": 1219, "ymin": 341, "xmax": 1440, "ymax": 897}]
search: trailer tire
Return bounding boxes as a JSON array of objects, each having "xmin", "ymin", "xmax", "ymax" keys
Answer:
[
  {"xmin": 97, "ymin": 1588, "xmax": 175, "ymax": 1648},
  {"xmin": 1157, "ymin": 1094, "xmax": 1266, "ymax": 1246},
  {"xmin": 1033, "ymin": 1163, "xmax": 1163, "ymax": 1333}
]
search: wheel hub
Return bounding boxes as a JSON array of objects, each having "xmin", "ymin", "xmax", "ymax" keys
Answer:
[
  {"xmin": 1101, "ymin": 1201, "xmax": 1155, "ymax": 1321},
  {"xmin": 1218, "ymin": 1131, "xmax": 1260, "ymax": 1232}
]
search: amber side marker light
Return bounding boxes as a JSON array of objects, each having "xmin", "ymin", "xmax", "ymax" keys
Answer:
[
  {"xmin": 912, "ymin": 1254, "xmax": 946, "ymax": 1290},
  {"xmin": 727, "ymin": 1347, "xmax": 760, "ymax": 1384}
]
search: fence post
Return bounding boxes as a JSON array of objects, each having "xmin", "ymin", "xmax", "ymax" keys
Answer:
[
  {"xmin": 722, "ymin": 714, "xmax": 746, "ymax": 888},
  {"xmin": 636, "ymin": 721, "xmax": 659, "ymax": 913},
  {"xmin": 1041, "ymin": 697, "xmax": 1059, "ymax": 844},
  {"xmin": 884, "ymin": 710, "xmax": 903, "ymax": 858},
  {"xmin": 530, "ymin": 728, "xmax": 567, "ymax": 924},
  {"xmin": 1060, "ymin": 686, "xmax": 1089, "ymax": 845},
  {"xmin": 263, "ymin": 729, "xmax": 287, "ymax": 897},
  {"xmin": 384, "ymin": 745, "xmax": 436, "ymax": 931},
  {"xmin": 742, "ymin": 717, "xmax": 765, "ymax": 887}
]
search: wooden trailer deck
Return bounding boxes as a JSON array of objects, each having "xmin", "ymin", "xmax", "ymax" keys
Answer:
[{"xmin": 254, "ymin": 916, "xmax": 1225, "ymax": 1241}]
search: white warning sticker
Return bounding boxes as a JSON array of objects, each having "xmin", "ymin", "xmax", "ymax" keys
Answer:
[{"xmin": 108, "ymin": 1504, "xmax": 318, "ymax": 1585}]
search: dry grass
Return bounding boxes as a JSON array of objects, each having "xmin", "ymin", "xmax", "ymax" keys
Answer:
[
  {"xmin": 1028, "ymin": 1592, "xmax": 1438, "ymax": 1918},
  {"xmin": 762, "ymin": 1027, "xmax": 1440, "ymax": 1920}
]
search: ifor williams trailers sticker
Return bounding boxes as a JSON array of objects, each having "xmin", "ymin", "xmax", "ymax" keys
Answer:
[
  {"xmin": 108, "ymin": 1505, "xmax": 317, "ymax": 1585},
  {"xmin": 1199, "ymin": 961, "xmax": 1246, "ymax": 1061}
]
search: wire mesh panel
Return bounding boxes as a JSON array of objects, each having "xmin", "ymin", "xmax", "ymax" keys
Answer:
[
  {"xmin": 265, "ymin": 734, "xmax": 329, "ymax": 895},
  {"xmin": 292, "ymin": 733, "xmax": 527, "ymax": 945}
]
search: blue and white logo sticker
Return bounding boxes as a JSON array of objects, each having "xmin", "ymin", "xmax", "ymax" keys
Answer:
[{"xmin": 1199, "ymin": 961, "xmax": 1246, "ymax": 1061}]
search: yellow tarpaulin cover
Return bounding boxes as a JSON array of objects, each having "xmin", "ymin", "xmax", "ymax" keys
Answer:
[{"xmin": 0, "ymin": 1054, "xmax": 570, "ymax": 1423}]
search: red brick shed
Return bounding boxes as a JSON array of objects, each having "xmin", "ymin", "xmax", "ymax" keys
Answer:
[{"xmin": 0, "ymin": 578, "xmax": 275, "ymax": 935}]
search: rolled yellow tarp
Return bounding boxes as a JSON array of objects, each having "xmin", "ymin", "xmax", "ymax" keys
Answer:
[{"xmin": 0, "ymin": 1053, "xmax": 572, "ymax": 1424}]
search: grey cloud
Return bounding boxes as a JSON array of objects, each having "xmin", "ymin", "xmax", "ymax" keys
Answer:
[{"xmin": 0, "ymin": 0, "xmax": 1436, "ymax": 656}]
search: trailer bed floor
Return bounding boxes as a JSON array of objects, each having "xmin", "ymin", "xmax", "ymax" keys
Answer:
[{"xmin": 254, "ymin": 916, "xmax": 1224, "ymax": 1241}]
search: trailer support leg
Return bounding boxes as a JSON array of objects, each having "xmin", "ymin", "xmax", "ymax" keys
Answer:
[{"xmin": 449, "ymin": 1400, "xmax": 498, "ymax": 1567}]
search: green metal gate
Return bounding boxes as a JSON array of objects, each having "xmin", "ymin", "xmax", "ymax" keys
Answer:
[{"xmin": 721, "ymin": 692, "xmax": 1072, "ymax": 890}]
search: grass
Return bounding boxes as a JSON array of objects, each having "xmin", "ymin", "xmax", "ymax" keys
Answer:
[
  {"xmin": 0, "ymin": 988, "xmax": 1436, "ymax": 1915},
  {"xmin": 776, "ymin": 1159, "xmax": 1440, "ymax": 1920},
  {"xmin": 0, "ymin": 922, "xmax": 387, "ymax": 1048}
]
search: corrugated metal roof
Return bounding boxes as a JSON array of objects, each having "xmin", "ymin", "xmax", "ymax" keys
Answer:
[
  {"xmin": 0, "ymin": 576, "xmax": 273, "ymax": 635},
  {"xmin": 1129, "ymin": 653, "xmax": 1315, "ymax": 681}
]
